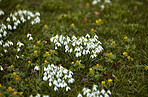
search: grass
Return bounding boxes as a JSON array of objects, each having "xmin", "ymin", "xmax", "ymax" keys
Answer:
[{"xmin": 0, "ymin": 0, "xmax": 148, "ymax": 97}]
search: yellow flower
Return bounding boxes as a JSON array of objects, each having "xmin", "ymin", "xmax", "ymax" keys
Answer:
[
  {"xmin": 89, "ymin": 68, "xmax": 93, "ymax": 71},
  {"xmin": 52, "ymin": 50, "xmax": 55, "ymax": 53},
  {"xmin": 8, "ymin": 86, "xmax": 13, "ymax": 91},
  {"xmin": 37, "ymin": 40, "xmax": 41, "ymax": 44},
  {"xmin": 96, "ymin": 64, "xmax": 99, "ymax": 68},
  {"xmin": 108, "ymin": 79, "xmax": 113, "ymax": 83},
  {"xmin": 111, "ymin": 41, "xmax": 115, "ymax": 45},
  {"xmin": 34, "ymin": 50, "xmax": 37, "ymax": 54},
  {"xmin": 123, "ymin": 52, "xmax": 127, "ymax": 56},
  {"xmin": 16, "ymin": 77, "xmax": 19, "ymax": 81},
  {"xmin": 86, "ymin": 3, "xmax": 89, "ymax": 6},
  {"xmin": 76, "ymin": 60, "xmax": 79, "ymax": 63},
  {"xmin": 101, "ymin": 81, "xmax": 105, "ymax": 85},
  {"xmin": 98, "ymin": 19, "xmax": 101, "ymax": 22},
  {"xmin": 124, "ymin": 36, "xmax": 128, "ymax": 40},
  {"xmin": 16, "ymin": 4, "xmax": 21, "ymax": 8},
  {"xmin": 44, "ymin": 24, "xmax": 47, "ymax": 28},
  {"xmin": 70, "ymin": 23, "xmax": 74, "ymax": 27},
  {"xmin": 127, "ymin": 56, "xmax": 130, "ymax": 61},
  {"xmin": 146, "ymin": 66, "xmax": 148, "ymax": 70},
  {"xmin": 28, "ymin": 61, "xmax": 31, "ymax": 64},
  {"xmin": 91, "ymin": 28, "xmax": 94, "ymax": 31},
  {"xmin": 33, "ymin": 45, "xmax": 36, "ymax": 48},
  {"xmin": 77, "ymin": 36, "xmax": 80, "ymax": 39},
  {"xmin": 69, "ymin": 42, "xmax": 72, "ymax": 45},
  {"xmin": 0, "ymin": 93, "xmax": 1, "ymax": 96},
  {"xmin": 46, "ymin": 52, "xmax": 50, "ymax": 55},
  {"xmin": 44, "ymin": 60, "xmax": 48, "ymax": 64},
  {"xmin": 0, "ymin": 84, "xmax": 2, "ymax": 88},
  {"xmin": 108, "ymin": 53, "xmax": 112, "ymax": 56},
  {"xmin": 19, "ymin": 92, "xmax": 23, "ymax": 96},
  {"xmin": 78, "ymin": 62, "xmax": 81, "ymax": 65},
  {"xmin": 13, "ymin": 72, "xmax": 17, "ymax": 76},
  {"xmin": 71, "ymin": 62, "xmax": 74, "ymax": 64},
  {"xmin": 13, "ymin": 92, "xmax": 17, "ymax": 95},
  {"xmin": 96, "ymin": 20, "xmax": 99, "ymax": 23},
  {"xmin": 10, "ymin": 65, "xmax": 14, "ymax": 68}
]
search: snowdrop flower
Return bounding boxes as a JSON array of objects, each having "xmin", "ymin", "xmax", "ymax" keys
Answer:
[
  {"xmin": 35, "ymin": 94, "xmax": 40, "ymax": 97},
  {"xmin": 49, "ymin": 82, "xmax": 52, "ymax": 86},
  {"xmin": 6, "ymin": 17, "xmax": 10, "ymax": 22},
  {"xmin": 17, "ymin": 48, "xmax": 20, "ymax": 52},
  {"xmin": 4, "ymin": 49, "xmax": 8, "ymax": 53},
  {"xmin": 43, "ymin": 76, "xmax": 48, "ymax": 81},
  {"xmin": 104, "ymin": 93, "xmax": 110, "ymax": 97},
  {"xmin": 16, "ymin": 55, "xmax": 19, "ymax": 59},
  {"xmin": 0, "ymin": 10, "xmax": 4, "ymax": 15},
  {"xmin": 29, "ymin": 37, "xmax": 33, "ymax": 40},
  {"xmin": 43, "ymin": 95, "xmax": 49, "ymax": 97},
  {"xmin": 0, "ymin": 40, "xmax": 3, "ymax": 45},
  {"xmin": 34, "ymin": 66, "xmax": 39, "ymax": 71},
  {"xmin": 93, "ymin": 85, "xmax": 98, "ymax": 91},
  {"xmin": 17, "ymin": 41, "xmax": 24, "ymax": 47},
  {"xmin": 101, "ymin": 89, "xmax": 106, "ymax": 94},
  {"xmin": 105, "ymin": 0, "xmax": 111, "ymax": 3},
  {"xmin": 77, "ymin": 93, "xmax": 83, "ymax": 97},
  {"xmin": 0, "ymin": 66, "xmax": 4, "ymax": 71},
  {"xmin": 3, "ymin": 31, "xmax": 7, "ymax": 37},
  {"xmin": 27, "ymin": 33, "xmax": 32, "ymax": 37},
  {"xmin": 8, "ymin": 25, "xmax": 12, "ymax": 30},
  {"xmin": 66, "ymin": 86, "xmax": 71, "ymax": 91},
  {"xmin": 54, "ymin": 86, "xmax": 58, "ymax": 91},
  {"xmin": 68, "ymin": 78, "xmax": 75, "ymax": 83},
  {"xmin": 100, "ymin": 5, "xmax": 105, "ymax": 10},
  {"xmin": 13, "ymin": 26, "xmax": 17, "ymax": 29},
  {"xmin": 92, "ymin": 0, "xmax": 98, "ymax": 5},
  {"xmin": 107, "ymin": 90, "xmax": 111, "ymax": 95}
]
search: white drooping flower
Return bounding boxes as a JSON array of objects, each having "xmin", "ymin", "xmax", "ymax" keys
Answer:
[
  {"xmin": 43, "ymin": 64, "xmax": 74, "ymax": 92},
  {"xmin": 0, "ymin": 10, "xmax": 4, "ymax": 16},
  {"xmin": 79, "ymin": 85, "xmax": 111, "ymax": 97},
  {"xmin": 17, "ymin": 41, "xmax": 24, "ymax": 47},
  {"xmin": 34, "ymin": 66, "xmax": 39, "ymax": 71},
  {"xmin": 0, "ymin": 66, "xmax": 4, "ymax": 71},
  {"xmin": 50, "ymin": 34, "xmax": 103, "ymax": 59}
]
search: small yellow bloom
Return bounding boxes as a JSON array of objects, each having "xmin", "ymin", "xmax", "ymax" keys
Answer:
[
  {"xmin": 46, "ymin": 52, "xmax": 50, "ymax": 55},
  {"xmin": 13, "ymin": 72, "xmax": 17, "ymax": 76},
  {"xmin": 96, "ymin": 64, "xmax": 99, "ymax": 68},
  {"xmin": 96, "ymin": 20, "xmax": 99, "ymax": 23},
  {"xmin": 19, "ymin": 92, "xmax": 23, "ymax": 96},
  {"xmin": 16, "ymin": 77, "xmax": 19, "ymax": 81},
  {"xmin": 89, "ymin": 68, "xmax": 93, "ymax": 71},
  {"xmin": 37, "ymin": 40, "xmax": 41, "ymax": 44},
  {"xmin": 44, "ymin": 60, "xmax": 48, "ymax": 64},
  {"xmin": 0, "ymin": 93, "xmax": 1, "ymax": 96},
  {"xmin": 28, "ymin": 61, "xmax": 31, "ymax": 64},
  {"xmin": 69, "ymin": 42, "xmax": 72, "ymax": 45},
  {"xmin": 10, "ymin": 65, "xmax": 14, "ymax": 68},
  {"xmin": 8, "ymin": 86, "xmax": 13, "ymax": 91},
  {"xmin": 108, "ymin": 79, "xmax": 113, "ymax": 83},
  {"xmin": 101, "ymin": 81, "xmax": 105, "ymax": 85},
  {"xmin": 78, "ymin": 62, "xmax": 81, "ymax": 65},
  {"xmin": 76, "ymin": 60, "xmax": 79, "ymax": 63},
  {"xmin": 124, "ymin": 36, "xmax": 128, "ymax": 40},
  {"xmin": 91, "ymin": 28, "xmax": 94, "ymax": 31},
  {"xmin": 13, "ymin": 92, "xmax": 17, "ymax": 95},
  {"xmin": 34, "ymin": 50, "xmax": 37, "ymax": 54},
  {"xmin": 0, "ymin": 84, "xmax": 2, "ymax": 88},
  {"xmin": 33, "ymin": 45, "xmax": 36, "ymax": 48},
  {"xmin": 98, "ymin": 19, "xmax": 101, "ymax": 22},
  {"xmin": 77, "ymin": 36, "xmax": 80, "ymax": 39},
  {"xmin": 70, "ymin": 23, "xmax": 74, "ymax": 27},
  {"xmin": 108, "ymin": 53, "xmax": 112, "ymax": 56},
  {"xmin": 44, "ymin": 24, "xmax": 47, "ymax": 28},
  {"xmin": 71, "ymin": 62, "xmax": 74, "ymax": 64},
  {"xmin": 52, "ymin": 50, "xmax": 55, "ymax": 53},
  {"xmin": 16, "ymin": 4, "xmax": 21, "ymax": 8},
  {"xmin": 146, "ymin": 66, "xmax": 148, "ymax": 70},
  {"xmin": 111, "ymin": 41, "xmax": 115, "ymax": 45},
  {"xmin": 86, "ymin": 3, "xmax": 89, "ymax": 6},
  {"xmin": 127, "ymin": 56, "xmax": 130, "ymax": 61},
  {"xmin": 123, "ymin": 52, "xmax": 127, "ymax": 56}
]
